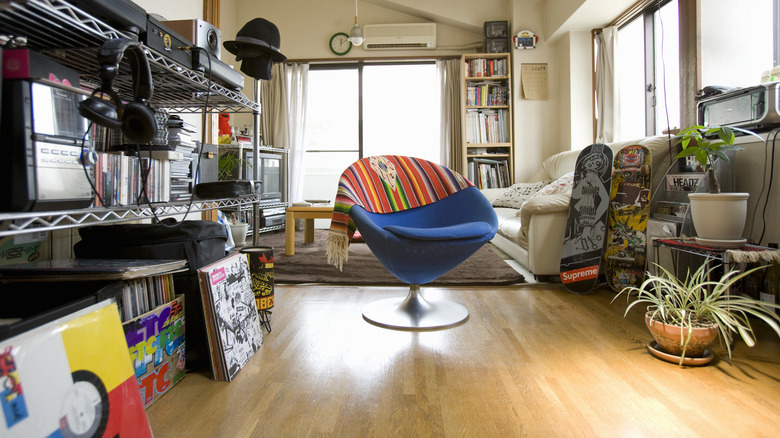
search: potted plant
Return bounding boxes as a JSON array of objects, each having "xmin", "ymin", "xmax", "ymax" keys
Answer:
[
  {"xmin": 613, "ymin": 262, "xmax": 780, "ymax": 366},
  {"xmin": 674, "ymin": 125, "xmax": 762, "ymax": 242},
  {"xmin": 218, "ymin": 150, "xmax": 253, "ymax": 180}
]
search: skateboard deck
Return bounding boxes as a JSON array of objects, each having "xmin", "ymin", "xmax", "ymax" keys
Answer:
[
  {"xmin": 560, "ymin": 144, "xmax": 613, "ymax": 294},
  {"xmin": 604, "ymin": 145, "xmax": 652, "ymax": 292}
]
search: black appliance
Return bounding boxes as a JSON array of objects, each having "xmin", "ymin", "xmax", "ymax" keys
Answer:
[
  {"xmin": 191, "ymin": 49, "xmax": 245, "ymax": 91},
  {"xmin": 0, "ymin": 80, "xmax": 94, "ymax": 212},
  {"xmin": 67, "ymin": 0, "xmax": 148, "ymax": 34},
  {"xmin": 142, "ymin": 15, "xmax": 194, "ymax": 68}
]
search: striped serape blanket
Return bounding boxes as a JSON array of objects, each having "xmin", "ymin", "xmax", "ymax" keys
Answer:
[{"xmin": 326, "ymin": 155, "xmax": 473, "ymax": 270}]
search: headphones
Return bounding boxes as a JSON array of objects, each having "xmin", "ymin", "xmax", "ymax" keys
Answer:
[{"xmin": 79, "ymin": 38, "xmax": 157, "ymax": 144}]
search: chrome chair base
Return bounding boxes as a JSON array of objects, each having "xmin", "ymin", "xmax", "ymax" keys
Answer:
[{"xmin": 362, "ymin": 284, "xmax": 469, "ymax": 331}]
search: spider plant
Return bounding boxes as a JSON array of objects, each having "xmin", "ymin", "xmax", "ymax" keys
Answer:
[{"xmin": 613, "ymin": 261, "xmax": 780, "ymax": 363}]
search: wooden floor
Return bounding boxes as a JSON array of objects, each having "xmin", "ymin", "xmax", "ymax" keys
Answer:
[{"xmin": 145, "ymin": 283, "xmax": 780, "ymax": 437}]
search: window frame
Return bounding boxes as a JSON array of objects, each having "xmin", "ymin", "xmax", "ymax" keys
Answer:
[{"xmin": 307, "ymin": 60, "xmax": 437, "ymax": 159}]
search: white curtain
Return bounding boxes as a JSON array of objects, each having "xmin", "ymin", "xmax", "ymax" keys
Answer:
[
  {"xmin": 595, "ymin": 26, "xmax": 619, "ymax": 143},
  {"xmin": 437, "ymin": 58, "xmax": 462, "ymax": 170},
  {"xmin": 259, "ymin": 64, "xmax": 289, "ymax": 150},
  {"xmin": 285, "ymin": 63, "xmax": 309, "ymax": 204},
  {"xmin": 259, "ymin": 63, "xmax": 309, "ymax": 203}
]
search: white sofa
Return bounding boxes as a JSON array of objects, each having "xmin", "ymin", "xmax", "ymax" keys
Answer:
[{"xmin": 482, "ymin": 136, "xmax": 674, "ymax": 281}]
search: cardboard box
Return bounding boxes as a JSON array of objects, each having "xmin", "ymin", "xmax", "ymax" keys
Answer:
[
  {"xmin": 122, "ymin": 295, "xmax": 186, "ymax": 408},
  {"xmin": 0, "ymin": 234, "xmax": 45, "ymax": 266}
]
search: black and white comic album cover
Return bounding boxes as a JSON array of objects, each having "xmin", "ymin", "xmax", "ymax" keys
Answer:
[{"xmin": 198, "ymin": 253, "xmax": 263, "ymax": 381}]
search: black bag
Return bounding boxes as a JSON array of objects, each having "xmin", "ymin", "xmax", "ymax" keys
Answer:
[
  {"xmin": 193, "ymin": 180, "xmax": 259, "ymax": 199},
  {"xmin": 74, "ymin": 219, "xmax": 227, "ymax": 269},
  {"xmin": 74, "ymin": 219, "xmax": 228, "ymax": 370}
]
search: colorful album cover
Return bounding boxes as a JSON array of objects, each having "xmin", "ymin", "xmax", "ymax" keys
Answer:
[
  {"xmin": 198, "ymin": 253, "xmax": 263, "ymax": 381},
  {"xmin": 0, "ymin": 300, "xmax": 152, "ymax": 437},
  {"xmin": 123, "ymin": 295, "xmax": 186, "ymax": 408}
]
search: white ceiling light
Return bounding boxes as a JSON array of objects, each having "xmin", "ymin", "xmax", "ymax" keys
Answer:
[{"xmin": 348, "ymin": 0, "xmax": 365, "ymax": 46}]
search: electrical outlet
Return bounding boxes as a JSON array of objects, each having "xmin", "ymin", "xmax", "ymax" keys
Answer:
[{"xmin": 769, "ymin": 242, "xmax": 779, "ymax": 249}]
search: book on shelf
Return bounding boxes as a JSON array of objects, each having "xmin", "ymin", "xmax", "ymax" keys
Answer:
[
  {"xmin": 465, "ymin": 57, "xmax": 508, "ymax": 77},
  {"xmin": 466, "ymin": 81, "xmax": 509, "ymax": 106},
  {"xmin": 467, "ymin": 158, "xmax": 511, "ymax": 189},
  {"xmin": 197, "ymin": 253, "xmax": 263, "ymax": 381},
  {"xmin": 465, "ymin": 109, "xmax": 510, "ymax": 144}
]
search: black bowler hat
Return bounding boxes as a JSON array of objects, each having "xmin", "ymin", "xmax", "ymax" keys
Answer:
[
  {"xmin": 224, "ymin": 18, "xmax": 286, "ymax": 80},
  {"xmin": 224, "ymin": 17, "xmax": 287, "ymax": 63}
]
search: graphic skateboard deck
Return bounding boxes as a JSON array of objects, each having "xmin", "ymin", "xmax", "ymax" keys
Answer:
[
  {"xmin": 560, "ymin": 144, "xmax": 613, "ymax": 294},
  {"xmin": 604, "ymin": 145, "xmax": 652, "ymax": 292}
]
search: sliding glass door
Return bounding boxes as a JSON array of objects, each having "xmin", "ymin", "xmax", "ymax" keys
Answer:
[{"xmin": 301, "ymin": 61, "xmax": 440, "ymax": 203}]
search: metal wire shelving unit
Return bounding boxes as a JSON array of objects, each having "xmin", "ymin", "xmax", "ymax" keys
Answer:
[{"xmin": 0, "ymin": 0, "xmax": 285, "ymax": 238}]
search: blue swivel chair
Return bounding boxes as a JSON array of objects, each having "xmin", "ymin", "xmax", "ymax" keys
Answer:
[{"xmin": 339, "ymin": 157, "xmax": 498, "ymax": 330}]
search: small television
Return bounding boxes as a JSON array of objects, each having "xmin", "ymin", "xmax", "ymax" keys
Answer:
[{"xmin": 243, "ymin": 150, "xmax": 284, "ymax": 202}]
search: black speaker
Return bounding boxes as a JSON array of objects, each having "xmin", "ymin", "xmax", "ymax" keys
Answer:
[
  {"xmin": 79, "ymin": 38, "xmax": 157, "ymax": 144},
  {"xmin": 484, "ymin": 21, "xmax": 509, "ymax": 53}
]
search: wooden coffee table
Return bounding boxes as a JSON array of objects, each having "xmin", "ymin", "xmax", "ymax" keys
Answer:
[{"xmin": 285, "ymin": 205, "xmax": 334, "ymax": 255}]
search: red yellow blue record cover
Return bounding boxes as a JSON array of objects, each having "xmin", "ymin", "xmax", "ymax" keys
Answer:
[{"xmin": 0, "ymin": 299, "xmax": 153, "ymax": 437}]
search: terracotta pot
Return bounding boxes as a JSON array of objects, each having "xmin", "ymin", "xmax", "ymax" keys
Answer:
[{"xmin": 645, "ymin": 312, "xmax": 718, "ymax": 357}]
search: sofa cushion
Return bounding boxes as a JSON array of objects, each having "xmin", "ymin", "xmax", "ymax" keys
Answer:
[
  {"xmin": 527, "ymin": 149, "xmax": 581, "ymax": 182},
  {"xmin": 490, "ymin": 180, "xmax": 551, "ymax": 209},
  {"xmin": 528, "ymin": 171, "xmax": 575, "ymax": 200}
]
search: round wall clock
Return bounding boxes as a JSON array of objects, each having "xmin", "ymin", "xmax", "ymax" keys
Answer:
[{"xmin": 329, "ymin": 32, "xmax": 352, "ymax": 56}]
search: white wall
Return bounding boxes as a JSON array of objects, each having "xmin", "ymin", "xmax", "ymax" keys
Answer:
[
  {"xmin": 133, "ymin": 0, "xmax": 205, "ymax": 133},
  {"xmin": 736, "ymin": 137, "xmax": 780, "ymax": 246},
  {"xmin": 134, "ymin": 0, "xmax": 202, "ymax": 21},
  {"xmin": 229, "ymin": 0, "xmax": 485, "ymax": 60},
  {"xmin": 510, "ymin": 0, "xmax": 560, "ymax": 181},
  {"xmin": 567, "ymin": 31, "xmax": 593, "ymax": 148}
]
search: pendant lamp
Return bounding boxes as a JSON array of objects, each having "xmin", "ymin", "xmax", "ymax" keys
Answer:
[{"xmin": 348, "ymin": 0, "xmax": 365, "ymax": 46}]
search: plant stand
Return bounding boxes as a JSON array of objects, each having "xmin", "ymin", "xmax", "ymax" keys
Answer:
[{"xmin": 652, "ymin": 237, "xmax": 780, "ymax": 295}]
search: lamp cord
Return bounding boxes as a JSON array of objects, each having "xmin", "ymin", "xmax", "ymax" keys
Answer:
[
  {"xmin": 755, "ymin": 129, "xmax": 779, "ymax": 245},
  {"xmin": 81, "ymin": 47, "xmax": 214, "ymax": 228}
]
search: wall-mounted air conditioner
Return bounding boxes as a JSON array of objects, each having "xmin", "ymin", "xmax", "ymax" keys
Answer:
[{"xmin": 363, "ymin": 23, "xmax": 437, "ymax": 50}]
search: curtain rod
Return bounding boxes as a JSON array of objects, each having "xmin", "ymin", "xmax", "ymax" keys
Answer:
[
  {"xmin": 286, "ymin": 54, "xmax": 463, "ymax": 64},
  {"xmin": 603, "ymin": 0, "xmax": 663, "ymax": 30}
]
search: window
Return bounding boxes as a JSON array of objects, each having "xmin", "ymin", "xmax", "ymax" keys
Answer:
[
  {"xmin": 701, "ymin": 0, "xmax": 774, "ymax": 88},
  {"xmin": 616, "ymin": 0, "xmax": 680, "ymax": 140},
  {"xmin": 301, "ymin": 61, "xmax": 441, "ymax": 203},
  {"xmin": 613, "ymin": 0, "xmax": 778, "ymax": 139}
]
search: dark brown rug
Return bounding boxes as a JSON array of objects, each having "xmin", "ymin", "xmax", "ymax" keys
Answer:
[{"xmin": 253, "ymin": 229, "xmax": 524, "ymax": 285}]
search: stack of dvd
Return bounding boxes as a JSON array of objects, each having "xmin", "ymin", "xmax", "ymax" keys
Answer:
[{"xmin": 167, "ymin": 115, "xmax": 198, "ymax": 201}]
